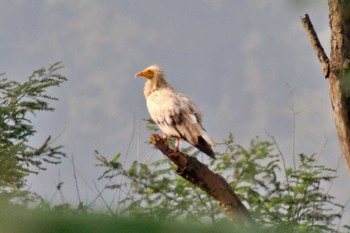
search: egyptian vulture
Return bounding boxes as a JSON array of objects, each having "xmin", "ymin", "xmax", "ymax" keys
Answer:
[{"xmin": 135, "ymin": 65, "xmax": 215, "ymax": 158}]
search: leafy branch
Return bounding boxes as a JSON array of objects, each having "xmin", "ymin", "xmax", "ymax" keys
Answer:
[{"xmin": 0, "ymin": 62, "xmax": 67, "ymax": 191}]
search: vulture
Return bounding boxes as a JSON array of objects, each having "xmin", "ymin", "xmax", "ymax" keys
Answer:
[{"xmin": 135, "ymin": 65, "xmax": 215, "ymax": 159}]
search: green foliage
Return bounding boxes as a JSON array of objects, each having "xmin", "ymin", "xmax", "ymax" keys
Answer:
[
  {"xmin": 0, "ymin": 202, "xmax": 256, "ymax": 233},
  {"xmin": 215, "ymin": 135, "xmax": 341, "ymax": 232},
  {"xmin": 37, "ymin": 199, "xmax": 90, "ymax": 215},
  {"xmin": 97, "ymin": 122, "xmax": 344, "ymax": 232},
  {"xmin": 0, "ymin": 62, "xmax": 66, "ymax": 195}
]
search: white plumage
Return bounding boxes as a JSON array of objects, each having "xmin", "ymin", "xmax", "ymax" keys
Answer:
[{"xmin": 135, "ymin": 65, "xmax": 215, "ymax": 158}]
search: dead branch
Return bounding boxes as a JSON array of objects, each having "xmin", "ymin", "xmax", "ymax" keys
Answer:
[
  {"xmin": 301, "ymin": 14, "xmax": 330, "ymax": 78},
  {"xmin": 150, "ymin": 134, "xmax": 253, "ymax": 228}
]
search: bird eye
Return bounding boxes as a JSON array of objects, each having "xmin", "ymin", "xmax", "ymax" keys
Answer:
[{"xmin": 148, "ymin": 70, "xmax": 152, "ymax": 73}]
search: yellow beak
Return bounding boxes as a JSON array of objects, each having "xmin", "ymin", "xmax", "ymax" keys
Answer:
[
  {"xmin": 135, "ymin": 71, "xmax": 144, "ymax": 78},
  {"xmin": 135, "ymin": 70, "xmax": 153, "ymax": 79}
]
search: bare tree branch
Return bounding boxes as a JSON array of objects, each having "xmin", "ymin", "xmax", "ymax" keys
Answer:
[
  {"xmin": 150, "ymin": 134, "xmax": 253, "ymax": 228},
  {"xmin": 301, "ymin": 14, "xmax": 330, "ymax": 78}
]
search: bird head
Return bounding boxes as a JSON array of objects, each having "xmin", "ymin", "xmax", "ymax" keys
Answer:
[{"xmin": 135, "ymin": 65, "xmax": 163, "ymax": 80}]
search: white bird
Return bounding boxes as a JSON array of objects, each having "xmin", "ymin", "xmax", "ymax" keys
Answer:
[{"xmin": 135, "ymin": 65, "xmax": 215, "ymax": 158}]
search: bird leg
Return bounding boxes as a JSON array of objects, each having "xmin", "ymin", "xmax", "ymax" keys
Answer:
[
  {"xmin": 173, "ymin": 138, "xmax": 180, "ymax": 152},
  {"xmin": 161, "ymin": 135, "xmax": 180, "ymax": 152}
]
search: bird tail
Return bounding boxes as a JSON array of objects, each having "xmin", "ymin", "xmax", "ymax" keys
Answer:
[{"xmin": 195, "ymin": 136, "xmax": 216, "ymax": 159}]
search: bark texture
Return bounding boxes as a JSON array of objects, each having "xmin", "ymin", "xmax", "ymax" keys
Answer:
[
  {"xmin": 150, "ymin": 134, "xmax": 252, "ymax": 228},
  {"xmin": 301, "ymin": 14, "xmax": 330, "ymax": 78},
  {"xmin": 328, "ymin": 0, "xmax": 350, "ymax": 172}
]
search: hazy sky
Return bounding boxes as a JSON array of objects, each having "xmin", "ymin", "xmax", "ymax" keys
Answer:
[{"xmin": 1, "ymin": 0, "xmax": 349, "ymax": 225}]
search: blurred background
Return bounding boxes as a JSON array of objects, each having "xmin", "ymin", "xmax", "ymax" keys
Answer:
[{"xmin": 0, "ymin": 0, "xmax": 348, "ymax": 223}]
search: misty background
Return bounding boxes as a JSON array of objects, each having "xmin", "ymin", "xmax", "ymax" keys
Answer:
[{"xmin": 1, "ymin": 0, "xmax": 349, "ymax": 225}]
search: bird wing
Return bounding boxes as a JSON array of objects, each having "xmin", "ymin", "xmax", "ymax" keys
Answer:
[{"xmin": 146, "ymin": 89, "xmax": 204, "ymax": 145}]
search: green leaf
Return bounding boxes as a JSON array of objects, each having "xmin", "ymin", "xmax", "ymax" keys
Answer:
[{"xmin": 112, "ymin": 153, "xmax": 121, "ymax": 162}]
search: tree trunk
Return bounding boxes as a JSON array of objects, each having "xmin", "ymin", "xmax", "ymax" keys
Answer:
[
  {"xmin": 302, "ymin": 1, "xmax": 350, "ymax": 173},
  {"xmin": 328, "ymin": 0, "xmax": 350, "ymax": 173}
]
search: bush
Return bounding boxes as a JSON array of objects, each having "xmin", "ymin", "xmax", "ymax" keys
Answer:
[{"xmin": 0, "ymin": 62, "xmax": 66, "ymax": 202}]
